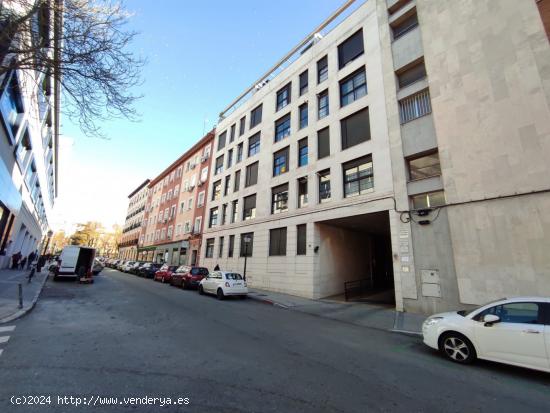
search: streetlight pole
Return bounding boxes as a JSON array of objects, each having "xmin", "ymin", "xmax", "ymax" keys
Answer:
[{"xmin": 42, "ymin": 230, "xmax": 53, "ymax": 255}]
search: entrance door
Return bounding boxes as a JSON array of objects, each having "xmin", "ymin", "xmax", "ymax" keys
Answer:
[{"xmin": 191, "ymin": 250, "xmax": 197, "ymax": 266}]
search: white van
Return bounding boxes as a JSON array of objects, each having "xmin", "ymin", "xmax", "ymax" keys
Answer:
[{"xmin": 56, "ymin": 246, "xmax": 96, "ymax": 279}]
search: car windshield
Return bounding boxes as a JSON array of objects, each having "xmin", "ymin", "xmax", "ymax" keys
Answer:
[
  {"xmin": 457, "ymin": 298, "xmax": 508, "ymax": 316},
  {"xmin": 191, "ymin": 268, "xmax": 209, "ymax": 275},
  {"xmin": 225, "ymin": 273, "xmax": 243, "ymax": 280}
]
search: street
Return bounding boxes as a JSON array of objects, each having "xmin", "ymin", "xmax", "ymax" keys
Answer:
[{"xmin": 0, "ymin": 269, "xmax": 549, "ymax": 413}]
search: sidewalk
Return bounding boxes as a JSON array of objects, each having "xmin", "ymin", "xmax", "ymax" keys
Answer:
[
  {"xmin": 0, "ymin": 267, "xmax": 49, "ymax": 324},
  {"xmin": 248, "ymin": 288, "xmax": 426, "ymax": 335}
]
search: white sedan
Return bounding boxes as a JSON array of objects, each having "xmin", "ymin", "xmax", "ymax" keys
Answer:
[
  {"xmin": 422, "ymin": 297, "xmax": 550, "ymax": 372},
  {"xmin": 198, "ymin": 271, "xmax": 248, "ymax": 300}
]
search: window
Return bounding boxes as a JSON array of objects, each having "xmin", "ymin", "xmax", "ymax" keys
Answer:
[
  {"xmin": 299, "ymin": 103, "xmax": 308, "ymax": 129},
  {"xmin": 318, "ymin": 90, "xmax": 329, "ymax": 119},
  {"xmin": 340, "ymin": 68, "xmax": 367, "ymax": 106},
  {"xmin": 240, "ymin": 233, "xmax": 254, "ymax": 257},
  {"xmin": 272, "ymin": 184, "xmax": 288, "ymax": 214},
  {"xmin": 269, "ymin": 227, "xmax": 287, "ymax": 256},
  {"xmin": 228, "ymin": 235, "xmax": 235, "ymax": 257},
  {"xmin": 299, "ymin": 70, "xmax": 308, "ymax": 95},
  {"xmin": 317, "ymin": 127, "xmax": 330, "ymax": 159},
  {"xmin": 184, "ymin": 221, "xmax": 190, "ymax": 233},
  {"xmin": 217, "ymin": 131, "xmax": 227, "ymax": 151},
  {"xmin": 221, "ymin": 203, "xmax": 227, "ymax": 225},
  {"xmin": 227, "ymin": 149, "xmax": 233, "ymax": 168},
  {"xmin": 239, "ymin": 116, "xmax": 246, "ymax": 136},
  {"xmin": 188, "ymin": 198, "xmax": 193, "ymax": 210},
  {"xmin": 215, "ymin": 155, "xmax": 224, "ymax": 174},
  {"xmin": 273, "ymin": 147, "xmax": 289, "ymax": 176},
  {"xmin": 218, "ymin": 237, "xmax": 224, "ymax": 258},
  {"xmin": 243, "ymin": 194, "xmax": 256, "ymax": 221},
  {"xmin": 408, "ymin": 152, "xmax": 441, "ymax": 180},
  {"xmin": 231, "ymin": 200, "xmax": 238, "ymax": 223},
  {"xmin": 298, "ymin": 177, "xmax": 308, "ymax": 208},
  {"xmin": 298, "ymin": 138, "xmax": 308, "ymax": 167},
  {"xmin": 237, "ymin": 142, "xmax": 244, "ymax": 162},
  {"xmin": 343, "ymin": 155, "xmax": 374, "ymax": 197},
  {"xmin": 211, "ymin": 180, "xmax": 221, "ymax": 201},
  {"xmin": 275, "ymin": 114, "xmax": 291, "ymax": 142},
  {"xmin": 341, "ymin": 108, "xmax": 371, "ymax": 150},
  {"xmin": 0, "ymin": 71, "xmax": 24, "ymax": 142},
  {"xmin": 224, "ymin": 175, "xmax": 230, "ymax": 196},
  {"xmin": 317, "ymin": 56, "xmax": 328, "ymax": 84},
  {"xmin": 318, "ymin": 169, "xmax": 331, "ymax": 203},
  {"xmin": 205, "ymin": 238, "xmax": 214, "ymax": 258},
  {"xmin": 197, "ymin": 191, "xmax": 205, "ymax": 207},
  {"xmin": 250, "ymin": 104, "xmax": 262, "ymax": 128},
  {"xmin": 338, "ymin": 29, "xmax": 364, "ymax": 69},
  {"xmin": 230, "ymin": 124, "xmax": 236, "ymax": 142},
  {"xmin": 297, "ymin": 224, "xmax": 307, "ymax": 255},
  {"xmin": 397, "ymin": 60, "xmax": 426, "ymax": 89},
  {"xmin": 167, "ymin": 226, "xmax": 173, "ymax": 239},
  {"xmin": 248, "ymin": 133, "xmax": 260, "ymax": 157},
  {"xmin": 475, "ymin": 302, "xmax": 542, "ymax": 324},
  {"xmin": 392, "ymin": 12, "xmax": 418, "ymax": 40},
  {"xmin": 399, "ymin": 89, "xmax": 432, "ymax": 124},
  {"xmin": 194, "ymin": 217, "xmax": 202, "ymax": 233},
  {"xmin": 245, "ymin": 162, "xmax": 258, "ymax": 187},
  {"xmin": 209, "ymin": 207, "xmax": 218, "ymax": 228},
  {"xmin": 24, "ymin": 161, "xmax": 37, "ymax": 190},
  {"xmin": 411, "ymin": 191, "xmax": 445, "ymax": 209},
  {"xmin": 276, "ymin": 82, "xmax": 291, "ymax": 111},
  {"xmin": 15, "ymin": 128, "xmax": 32, "ymax": 170},
  {"xmin": 234, "ymin": 170, "xmax": 241, "ymax": 192}
]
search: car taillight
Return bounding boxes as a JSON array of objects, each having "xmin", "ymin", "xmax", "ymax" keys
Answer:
[{"xmin": 225, "ymin": 282, "xmax": 230, "ymax": 287}]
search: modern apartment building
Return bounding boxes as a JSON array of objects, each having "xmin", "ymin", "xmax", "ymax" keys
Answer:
[
  {"xmin": 201, "ymin": 0, "xmax": 550, "ymax": 314},
  {"xmin": 138, "ymin": 131, "xmax": 214, "ymax": 265},
  {"xmin": 118, "ymin": 179, "xmax": 150, "ymax": 261},
  {"xmin": 0, "ymin": 1, "xmax": 61, "ymax": 268}
]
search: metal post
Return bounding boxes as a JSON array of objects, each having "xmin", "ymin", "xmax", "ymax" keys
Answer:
[{"xmin": 18, "ymin": 283, "xmax": 23, "ymax": 309}]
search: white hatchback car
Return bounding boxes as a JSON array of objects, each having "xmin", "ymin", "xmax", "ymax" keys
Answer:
[
  {"xmin": 423, "ymin": 297, "xmax": 550, "ymax": 372},
  {"xmin": 198, "ymin": 271, "xmax": 248, "ymax": 300}
]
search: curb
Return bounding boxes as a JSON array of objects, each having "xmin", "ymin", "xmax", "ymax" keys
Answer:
[
  {"xmin": 0, "ymin": 272, "xmax": 49, "ymax": 324},
  {"xmin": 247, "ymin": 294, "xmax": 289, "ymax": 309}
]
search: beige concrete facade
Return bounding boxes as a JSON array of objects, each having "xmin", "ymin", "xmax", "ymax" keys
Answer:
[{"xmin": 119, "ymin": 180, "xmax": 150, "ymax": 261}]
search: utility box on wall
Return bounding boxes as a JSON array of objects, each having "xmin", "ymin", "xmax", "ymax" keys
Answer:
[{"xmin": 421, "ymin": 269, "xmax": 441, "ymax": 297}]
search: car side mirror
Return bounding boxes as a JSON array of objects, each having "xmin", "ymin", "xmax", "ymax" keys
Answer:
[{"xmin": 483, "ymin": 314, "xmax": 500, "ymax": 326}]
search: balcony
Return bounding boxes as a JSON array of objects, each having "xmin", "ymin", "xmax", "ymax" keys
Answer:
[{"xmin": 391, "ymin": 25, "xmax": 423, "ymax": 71}]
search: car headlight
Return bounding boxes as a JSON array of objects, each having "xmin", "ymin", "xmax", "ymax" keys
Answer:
[{"xmin": 424, "ymin": 317, "xmax": 444, "ymax": 327}]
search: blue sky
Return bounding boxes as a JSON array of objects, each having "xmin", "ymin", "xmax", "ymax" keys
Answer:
[{"xmin": 52, "ymin": 0, "xmax": 353, "ymax": 231}]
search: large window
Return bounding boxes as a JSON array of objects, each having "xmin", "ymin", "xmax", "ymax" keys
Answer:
[
  {"xmin": 392, "ymin": 12, "xmax": 418, "ymax": 40},
  {"xmin": 318, "ymin": 90, "xmax": 329, "ymax": 119},
  {"xmin": 341, "ymin": 108, "xmax": 370, "ymax": 150},
  {"xmin": 408, "ymin": 152, "xmax": 441, "ymax": 180},
  {"xmin": 227, "ymin": 149, "xmax": 233, "ymax": 168},
  {"xmin": 299, "ymin": 70, "xmax": 308, "ymax": 95},
  {"xmin": 411, "ymin": 191, "xmax": 445, "ymax": 209},
  {"xmin": 218, "ymin": 236, "xmax": 224, "ymax": 258},
  {"xmin": 399, "ymin": 89, "xmax": 432, "ymax": 124},
  {"xmin": 237, "ymin": 142, "xmax": 243, "ymax": 162},
  {"xmin": 248, "ymin": 133, "xmax": 260, "ymax": 156},
  {"xmin": 299, "ymin": 103, "xmax": 308, "ymax": 129},
  {"xmin": 317, "ymin": 127, "xmax": 330, "ymax": 159},
  {"xmin": 269, "ymin": 227, "xmax": 287, "ymax": 256},
  {"xmin": 215, "ymin": 155, "xmax": 224, "ymax": 175},
  {"xmin": 0, "ymin": 71, "xmax": 24, "ymax": 142},
  {"xmin": 229, "ymin": 124, "xmax": 236, "ymax": 142},
  {"xmin": 338, "ymin": 29, "xmax": 364, "ymax": 69},
  {"xmin": 228, "ymin": 235, "xmax": 235, "ymax": 258},
  {"xmin": 240, "ymin": 233, "xmax": 254, "ymax": 257},
  {"xmin": 208, "ymin": 207, "xmax": 218, "ymax": 227},
  {"xmin": 397, "ymin": 60, "xmax": 426, "ymax": 89},
  {"xmin": 243, "ymin": 194, "xmax": 256, "ymax": 221},
  {"xmin": 298, "ymin": 138, "xmax": 308, "ymax": 167},
  {"xmin": 317, "ymin": 56, "xmax": 328, "ymax": 84},
  {"xmin": 318, "ymin": 169, "xmax": 331, "ymax": 203},
  {"xmin": 211, "ymin": 180, "xmax": 221, "ymax": 201},
  {"xmin": 275, "ymin": 114, "xmax": 291, "ymax": 142},
  {"xmin": 273, "ymin": 147, "xmax": 289, "ymax": 176},
  {"xmin": 224, "ymin": 175, "xmax": 230, "ymax": 196},
  {"xmin": 245, "ymin": 162, "xmax": 258, "ymax": 187},
  {"xmin": 297, "ymin": 224, "xmax": 307, "ymax": 255},
  {"xmin": 221, "ymin": 204, "xmax": 227, "ymax": 225},
  {"xmin": 217, "ymin": 131, "xmax": 227, "ymax": 151},
  {"xmin": 298, "ymin": 177, "xmax": 308, "ymax": 208},
  {"xmin": 205, "ymin": 238, "xmax": 214, "ymax": 258},
  {"xmin": 234, "ymin": 170, "xmax": 241, "ymax": 191},
  {"xmin": 340, "ymin": 68, "xmax": 367, "ymax": 106},
  {"xmin": 15, "ymin": 128, "xmax": 32, "ymax": 171},
  {"xmin": 343, "ymin": 155, "xmax": 374, "ymax": 198},
  {"xmin": 271, "ymin": 184, "xmax": 288, "ymax": 214},
  {"xmin": 231, "ymin": 200, "xmax": 238, "ymax": 223},
  {"xmin": 250, "ymin": 104, "xmax": 263, "ymax": 128},
  {"xmin": 276, "ymin": 82, "xmax": 291, "ymax": 111}
]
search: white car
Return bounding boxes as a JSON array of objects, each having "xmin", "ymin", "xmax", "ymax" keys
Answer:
[
  {"xmin": 121, "ymin": 261, "xmax": 136, "ymax": 272},
  {"xmin": 198, "ymin": 271, "xmax": 248, "ymax": 300},
  {"xmin": 422, "ymin": 297, "xmax": 550, "ymax": 372}
]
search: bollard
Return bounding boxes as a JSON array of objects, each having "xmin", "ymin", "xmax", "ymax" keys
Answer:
[{"xmin": 18, "ymin": 283, "xmax": 23, "ymax": 309}]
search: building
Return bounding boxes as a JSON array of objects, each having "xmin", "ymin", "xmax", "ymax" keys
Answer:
[
  {"xmin": 118, "ymin": 179, "xmax": 150, "ymax": 261},
  {"xmin": 0, "ymin": 1, "xmax": 61, "ymax": 268},
  {"xmin": 138, "ymin": 131, "xmax": 214, "ymax": 265},
  {"xmin": 200, "ymin": 0, "xmax": 550, "ymax": 314}
]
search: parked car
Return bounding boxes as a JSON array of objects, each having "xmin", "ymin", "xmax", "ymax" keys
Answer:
[
  {"xmin": 154, "ymin": 265, "xmax": 179, "ymax": 283},
  {"xmin": 170, "ymin": 266, "xmax": 209, "ymax": 289},
  {"xmin": 116, "ymin": 260, "xmax": 127, "ymax": 271},
  {"xmin": 108, "ymin": 259, "xmax": 119, "ymax": 268},
  {"xmin": 120, "ymin": 261, "xmax": 137, "ymax": 272},
  {"xmin": 198, "ymin": 271, "xmax": 248, "ymax": 300},
  {"xmin": 137, "ymin": 263, "xmax": 162, "ymax": 278},
  {"xmin": 422, "ymin": 297, "xmax": 550, "ymax": 373},
  {"xmin": 128, "ymin": 261, "xmax": 145, "ymax": 274},
  {"xmin": 92, "ymin": 259, "xmax": 104, "ymax": 275},
  {"xmin": 55, "ymin": 245, "xmax": 96, "ymax": 280}
]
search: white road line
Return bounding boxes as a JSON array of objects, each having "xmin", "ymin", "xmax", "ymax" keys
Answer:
[
  {"xmin": 0, "ymin": 349, "xmax": 3, "ymax": 357},
  {"xmin": 0, "ymin": 336, "xmax": 10, "ymax": 344},
  {"xmin": 0, "ymin": 326, "xmax": 15, "ymax": 333}
]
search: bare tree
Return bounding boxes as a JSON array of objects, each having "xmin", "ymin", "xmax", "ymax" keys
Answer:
[{"xmin": 0, "ymin": 0, "xmax": 144, "ymax": 137}]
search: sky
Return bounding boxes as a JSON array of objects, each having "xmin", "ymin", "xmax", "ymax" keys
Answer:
[{"xmin": 49, "ymin": 0, "xmax": 355, "ymax": 233}]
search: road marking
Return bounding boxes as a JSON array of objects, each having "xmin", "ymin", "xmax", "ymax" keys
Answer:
[
  {"xmin": 0, "ymin": 326, "xmax": 15, "ymax": 333},
  {"xmin": 0, "ymin": 336, "xmax": 10, "ymax": 344},
  {"xmin": 0, "ymin": 349, "xmax": 3, "ymax": 357}
]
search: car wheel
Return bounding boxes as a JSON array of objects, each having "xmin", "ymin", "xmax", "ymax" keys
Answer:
[
  {"xmin": 216, "ymin": 288, "xmax": 225, "ymax": 300},
  {"xmin": 439, "ymin": 332, "xmax": 476, "ymax": 364},
  {"xmin": 198, "ymin": 285, "xmax": 204, "ymax": 295}
]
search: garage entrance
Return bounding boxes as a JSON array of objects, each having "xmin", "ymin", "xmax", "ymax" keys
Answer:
[{"xmin": 316, "ymin": 210, "xmax": 395, "ymax": 306}]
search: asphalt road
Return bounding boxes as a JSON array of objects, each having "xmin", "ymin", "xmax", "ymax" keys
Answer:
[{"xmin": 0, "ymin": 268, "xmax": 549, "ymax": 413}]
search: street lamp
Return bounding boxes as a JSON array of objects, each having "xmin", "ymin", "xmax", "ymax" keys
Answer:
[
  {"xmin": 243, "ymin": 235, "xmax": 251, "ymax": 281},
  {"xmin": 42, "ymin": 230, "xmax": 53, "ymax": 255}
]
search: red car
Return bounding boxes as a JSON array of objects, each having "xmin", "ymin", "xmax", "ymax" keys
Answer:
[
  {"xmin": 154, "ymin": 265, "xmax": 179, "ymax": 283},
  {"xmin": 170, "ymin": 266, "xmax": 209, "ymax": 289}
]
